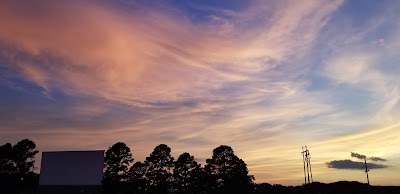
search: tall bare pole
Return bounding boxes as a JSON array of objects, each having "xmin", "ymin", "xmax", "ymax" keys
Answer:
[
  {"xmin": 308, "ymin": 155, "xmax": 313, "ymax": 182},
  {"xmin": 305, "ymin": 146, "xmax": 310, "ymax": 184},
  {"xmin": 364, "ymin": 158, "xmax": 370, "ymax": 186}
]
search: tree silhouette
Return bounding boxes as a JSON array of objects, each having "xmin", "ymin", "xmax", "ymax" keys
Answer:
[
  {"xmin": 145, "ymin": 144, "xmax": 174, "ymax": 194},
  {"xmin": 0, "ymin": 139, "xmax": 39, "ymax": 193},
  {"xmin": 0, "ymin": 143, "xmax": 14, "ymax": 175},
  {"xmin": 205, "ymin": 145, "xmax": 254, "ymax": 194},
  {"xmin": 11, "ymin": 139, "xmax": 39, "ymax": 176},
  {"xmin": 173, "ymin": 152, "xmax": 203, "ymax": 194},
  {"xmin": 103, "ymin": 142, "xmax": 134, "ymax": 193},
  {"xmin": 128, "ymin": 161, "xmax": 149, "ymax": 194}
]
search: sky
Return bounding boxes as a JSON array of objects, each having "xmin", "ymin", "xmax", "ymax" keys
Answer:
[{"xmin": 0, "ymin": 0, "xmax": 400, "ymax": 186}]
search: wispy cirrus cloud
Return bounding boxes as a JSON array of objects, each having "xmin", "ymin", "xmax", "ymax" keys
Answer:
[
  {"xmin": 0, "ymin": 0, "xmax": 344, "ymax": 183},
  {"xmin": 1, "ymin": 0, "xmax": 400, "ymax": 186},
  {"xmin": 0, "ymin": 0, "xmax": 343, "ymax": 108},
  {"xmin": 0, "ymin": 0, "xmax": 342, "ymax": 145}
]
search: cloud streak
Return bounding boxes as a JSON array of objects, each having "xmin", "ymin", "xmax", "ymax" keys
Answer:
[
  {"xmin": 326, "ymin": 159, "xmax": 387, "ymax": 170},
  {"xmin": 351, "ymin": 152, "xmax": 387, "ymax": 162},
  {"xmin": 351, "ymin": 152, "xmax": 367, "ymax": 160},
  {"xmin": 369, "ymin": 157, "xmax": 387, "ymax": 162}
]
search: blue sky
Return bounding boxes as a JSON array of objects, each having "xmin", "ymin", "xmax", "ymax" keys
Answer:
[{"xmin": 0, "ymin": 0, "xmax": 399, "ymax": 185}]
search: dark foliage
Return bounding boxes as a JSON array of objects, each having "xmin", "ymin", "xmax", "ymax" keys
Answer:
[
  {"xmin": 0, "ymin": 139, "xmax": 38, "ymax": 177},
  {"xmin": 127, "ymin": 161, "xmax": 149, "ymax": 193},
  {"xmin": 0, "ymin": 139, "xmax": 39, "ymax": 193},
  {"xmin": 0, "ymin": 143, "xmax": 14, "ymax": 175},
  {"xmin": 173, "ymin": 152, "xmax": 203, "ymax": 194},
  {"xmin": 12, "ymin": 139, "xmax": 39, "ymax": 176},
  {"xmin": 204, "ymin": 145, "xmax": 254, "ymax": 194},
  {"xmin": 145, "ymin": 144, "xmax": 174, "ymax": 194},
  {"xmin": 103, "ymin": 142, "xmax": 134, "ymax": 193}
]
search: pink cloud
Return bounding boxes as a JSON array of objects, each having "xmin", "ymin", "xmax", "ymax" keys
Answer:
[
  {"xmin": 0, "ymin": 1, "xmax": 343, "ymax": 107},
  {"xmin": 2, "ymin": 0, "xmax": 368, "ymax": 185}
]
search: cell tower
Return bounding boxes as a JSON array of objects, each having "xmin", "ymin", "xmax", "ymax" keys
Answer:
[{"xmin": 301, "ymin": 146, "xmax": 313, "ymax": 184}]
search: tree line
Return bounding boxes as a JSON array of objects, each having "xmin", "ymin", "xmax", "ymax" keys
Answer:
[
  {"xmin": 0, "ymin": 139, "xmax": 254, "ymax": 194},
  {"xmin": 103, "ymin": 142, "xmax": 254, "ymax": 194},
  {"xmin": 1, "ymin": 139, "xmax": 399, "ymax": 194}
]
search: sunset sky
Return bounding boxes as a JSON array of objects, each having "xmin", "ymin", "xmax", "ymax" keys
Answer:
[{"xmin": 1, "ymin": 0, "xmax": 399, "ymax": 186}]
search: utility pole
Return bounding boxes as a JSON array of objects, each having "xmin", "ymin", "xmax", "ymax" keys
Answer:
[
  {"xmin": 308, "ymin": 150, "xmax": 313, "ymax": 183},
  {"xmin": 302, "ymin": 147, "xmax": 306, "ymax": 185},
  {"xmin": 301, "ymin": 146, "xmax": 313, "ymax": 184},
  {"xmin": 364, "ymin": 158, "xmax": 370, "ymax": 186},
  {"xmin": 350, "ymin": 152, "xmax": 384, "ymax": 186},
  {"xmin": 305, "ymin": 149, "xmax": 310, "ymax": 184}
]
